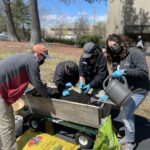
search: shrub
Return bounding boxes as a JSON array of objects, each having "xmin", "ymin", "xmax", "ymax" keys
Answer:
[
  {"xmin": 45, "ymin": 35, "xmax": 105, "ymax": 48},
  {"xmin": 45, "ymin": 37, "xmax": 75, "ymax": 45},
  {"xmin": 75, "ymin": 35, "xmax": 105, "ymax": 48}
]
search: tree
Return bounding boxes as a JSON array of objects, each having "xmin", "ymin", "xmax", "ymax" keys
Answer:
[
  {"xmin": 60, "ymin": 0, "xmax": 106, "ymax": 4},
  {"xmin": 11, "ymin": 0, "xmax": 30, "ymax": 40},
  {"xmin": 29, "ymin": 0, "xmax": 41, "ymax": 45},
  {"xmin": 73, "ymin": 15, "xmax": 89, "ymax": 38},
  {"xmin": 2, "ymin": 0, "xmax": 19, "ymax": 41},
  {"xmin": 0, "ymin": 1, "xmax": 7, "ymax": 33},
  {"xmin": 91, "ymin": 21, "xmax": 106, "ymax": 39},
  {"xmin": 55, "ymin": 24, "xmax": 65, "ymax": 39}
]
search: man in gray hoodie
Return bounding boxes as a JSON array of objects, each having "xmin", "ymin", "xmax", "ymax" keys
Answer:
[{"xmin": 0, "ymin": 43, "xmax": 51, "ymax": 150}]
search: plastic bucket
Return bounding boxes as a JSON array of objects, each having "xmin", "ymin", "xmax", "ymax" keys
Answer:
[{"xmin": 15, "ymin": 115, "xmax": 23, "ymax": 136}]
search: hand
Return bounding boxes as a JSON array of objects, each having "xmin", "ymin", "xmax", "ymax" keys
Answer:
[
  {"xmin": 112, "ymin": 69, "xmax": 124, "ymax": 78},
  {"xmin": 79, "ymin": 82, "xmax": 85, "ymax": 91},
  {"xmin": 99, "ymin": 95, "xmax": 108, "ymax": 102},
  {"xmin": 65, "ymin": 82, "xmax": 72, "ymax": 88},
  {"xmin": 62, "ymin": 89, "xmax": 70, "ymax": 96},
  {"xmin": 82, "ymin": 84, "xmax": 91, "ymax": 93}
]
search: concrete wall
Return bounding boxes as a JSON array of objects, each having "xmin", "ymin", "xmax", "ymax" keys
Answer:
[
  {"xmin": 107, "ymin": 0, "xmax": 150, "ymax": 36},
  {"xmin": 107, "ymin": 0, "xmax": 124, "ymax": 36}
]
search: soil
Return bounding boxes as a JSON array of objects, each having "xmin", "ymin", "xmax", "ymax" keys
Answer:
[{"xmin": 26, "ymin": 87, "xmax": 92, "ymax": 105}]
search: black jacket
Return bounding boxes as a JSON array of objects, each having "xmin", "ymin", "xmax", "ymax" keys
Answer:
[
  {"xmin": 79, "ymin": 50, "xmax": 108, "ymax": 89},
  {"xmin": 53, "ymin": 61, "xmax": 79, "ymax": 93}
]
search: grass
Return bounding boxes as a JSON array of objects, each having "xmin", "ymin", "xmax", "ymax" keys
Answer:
[{"xmin": 0, "ymin": 52, "xmax": 16, "ymax": 60}]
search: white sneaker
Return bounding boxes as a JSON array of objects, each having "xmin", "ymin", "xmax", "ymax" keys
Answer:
[{"xmin": 121, "ymin": 142, "xmax": 136, "ymax": 150}]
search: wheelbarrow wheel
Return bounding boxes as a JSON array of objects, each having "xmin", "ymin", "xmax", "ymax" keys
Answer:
[
  {"xmin": 29, "ymin": 117, "xmax": 45, "ymax": 131},
  {"xmin": 75, "ymin": 132, "xmax": 93, "ymax": 149},
  {"xmin": 29, "ymin": 118, "xmax": 40, "ymax": 129}
]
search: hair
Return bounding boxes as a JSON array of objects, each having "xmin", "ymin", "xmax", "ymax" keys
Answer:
[
  {"xmin": 106, "ymin": 34, "xmax": 133, "ymax": 62},
  {"xmin": 65, "ymin": 61, "xmax": 78, "ymax": 75}
]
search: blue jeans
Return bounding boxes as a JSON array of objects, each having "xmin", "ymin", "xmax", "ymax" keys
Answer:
[{"xmin": 121, "ymin": 90, "xmax": 148, "ymax": 143}]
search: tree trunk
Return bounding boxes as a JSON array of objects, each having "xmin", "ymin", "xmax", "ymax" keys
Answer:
[
  {"xmin": 3, "ymin": 0, "xmax": 19, "ymax": 41},
  {"xmin": 29, "ymin": 0, "xmax": 42, "ymax": 45}
]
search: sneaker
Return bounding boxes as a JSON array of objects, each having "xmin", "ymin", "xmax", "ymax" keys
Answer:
[
  {"xmin": 121, "ymin": 142, "xmax": 136, "ymax": 150},
  {"xmin": 119, "ymin": 138, "xmax": 134, "ymax": 145},
  {"xmin": 119, "ymin": 138, "xmax": 127, "ymax": 145}
]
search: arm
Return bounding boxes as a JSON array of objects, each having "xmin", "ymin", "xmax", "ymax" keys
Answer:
[
  {"xmin": 79, "ymin": 76, "xmax": 85, "ymax": 83},
  {"xmin": 72, "ymin": 69, "xmax": 79, "ymax": 86},
  {"xmin": 79, "ymin": 57, "xmax": 86, "ymax": 77},
  {"xmin": 53, "ymin": 64, "xmax": 66, "ymax": 93},
  {"xmin": 125, "ymin": 49, "xmax": 148, "ymax": 78},
  {"xmin": 27, "ymin": 61, "xmax": 48, "ymax": 97},
  {"xmin": 89, "ymin": 56, "xmax": 108, "ymax": 88}
]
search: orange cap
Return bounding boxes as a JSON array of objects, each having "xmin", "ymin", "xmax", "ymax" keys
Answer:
[{"xmin": 32, "ymin": 44, "xmax": 48, "ymax": 56}]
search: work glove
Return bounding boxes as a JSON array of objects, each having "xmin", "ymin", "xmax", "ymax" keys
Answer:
[
  {"xmin": 99, "ymin": 95, "xmax": 109, "ymax": 102},
  {"xmin": 112, "ymin": 69, "xmax": 124, "ymax": 78},
  {"xmin": 82, "ymin": 84, "xmax": 91, "ymax": 93},
  {"xmin": 65, "ymin": 82, "xmax": 73, "ymax": 88},
  {"xmin": 79, "ymin": 82, "xmax": 85, "ymax": 92},
  {"xmin": 62, "ymin": 89, "xmax": 70, "ymax": 96}
]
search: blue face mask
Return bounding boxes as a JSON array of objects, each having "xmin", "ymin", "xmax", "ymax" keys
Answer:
[{"xmin": 110, "ymin": 45, "xmax": 121, "ymax": 54}]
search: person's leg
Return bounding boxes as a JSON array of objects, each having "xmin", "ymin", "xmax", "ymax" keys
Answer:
[
  {"xmin": 0, "ymin": 98, "xmax": 17, "ymax": 150},
  {"xmin": 120, "ymin": 90, "xmax": 148, "ymax": 143}
]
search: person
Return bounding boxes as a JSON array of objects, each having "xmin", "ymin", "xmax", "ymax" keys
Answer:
[
  {"xmin": 79, "ymin": 42, "xmax": 108, "ymax": 95},
  {"xmin": 0, "ymin": 43, "xmax": 51, "ymax": 150},
  {"xmin": 136, "ymin": 35, "xmax": 144, "ymax": 49},
  {"xmin": 53, "ymin": 61, "xmax": 79, "ymax": 96},
  {"xmin": 105, "ymin": 34, "xmax": 149, "ymax": 150}
]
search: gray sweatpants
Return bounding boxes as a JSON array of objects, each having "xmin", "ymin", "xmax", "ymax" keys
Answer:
[{"xmin": 0, "ymin": 97, "xmax": 17, "ymax": 150}]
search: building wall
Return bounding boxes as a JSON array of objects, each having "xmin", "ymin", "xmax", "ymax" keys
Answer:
[{"xmin": 107, "ymin": 0, "xmax": 150, "ymax": 37}]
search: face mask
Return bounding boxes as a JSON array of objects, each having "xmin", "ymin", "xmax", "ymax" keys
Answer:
[
  {"xmin": 38, "ymin": 55, "xmax": 45, "ymax": 65},
  {"xmin": 39, "ymin": 59, "xmax": 45, "ymax": 65},
  {"xmin": 110, "ymin": 45, "xmax": 121, "ymax": 54}
]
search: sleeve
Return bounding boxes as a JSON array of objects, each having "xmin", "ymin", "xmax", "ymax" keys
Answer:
[
  {"xmin": 53, "ymin": 64, "xmax": 66, "ymax": 93},
  {"xmin": 89, "ymin": 56, "xmax": 108, "ymax": 88},
  {"xmin": 79, "ymin": 57, "xmax": 85, "ymax": 77},
  {"xmin": 27, "ymin": 61, "xmax": 48, "ymax": 97},
  {"xmin": 125, "ymin": 49, "xmax": 148, "ymax": 78},
  {"xmin": 72, "ymin": 68, "xmax": 79, "ymax": 86}
]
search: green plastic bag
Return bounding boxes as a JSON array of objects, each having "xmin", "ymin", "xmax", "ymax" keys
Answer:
[{"xmin": 93, "ymin": 115, "xmax": 120, "ymax": 150}]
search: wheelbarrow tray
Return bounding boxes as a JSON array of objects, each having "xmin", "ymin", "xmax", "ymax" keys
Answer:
[{"xmin": 22, "ymin": 88, "xmax": 111, "ymax": 129}]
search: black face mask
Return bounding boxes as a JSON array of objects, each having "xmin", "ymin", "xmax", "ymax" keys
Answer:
[
  {"xmin": 38, "ymin": 56, "xmax": 45, "ymax": 65},
  {"xmin": 39, "ymin": 59, "xmax": 45, "ymax": 65},
  {"xmin": 110, "ymin": 45, "xmax": 121, "ymax": 54}
]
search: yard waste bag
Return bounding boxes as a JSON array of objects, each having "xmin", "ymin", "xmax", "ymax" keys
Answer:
[
  {"xmin": 17, "ymin": 128, "xmax": 78, "ymax": 150},
  {"xmin": 93, "ymin": 115, "xmax": 120, "ymax": 150}
]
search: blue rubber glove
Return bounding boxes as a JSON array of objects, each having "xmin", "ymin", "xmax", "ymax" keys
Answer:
[
  {"xmin": 82, "ymin": 84, "xmax": 91, "ymax": 93},
  {"xmin": 79, "ymin": 82, "xmax": 85, "ymax": 91},
  {"xmin": 99, "ymin": 95, "xmax": 109, "ymax": 102},
  {"xmin": 112, "ymin": 69, "xmax": 124, "ymax": 78},
  {"xmin": 65, "ymin": 82, "xmax": 72, "ymax": 88},
  {"xmin": 62, "ymin": 89, "xmax": 70, "ymax": 96}
]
